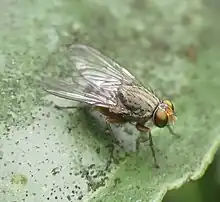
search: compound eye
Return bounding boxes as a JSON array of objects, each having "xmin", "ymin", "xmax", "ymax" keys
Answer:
[
  {"xmin": 154, "ymin": 109, "xmax": 168, "ymax": 128},
  {"xmin": 163, "ymin": 99, "xmax": 174, "ymax": 111}
]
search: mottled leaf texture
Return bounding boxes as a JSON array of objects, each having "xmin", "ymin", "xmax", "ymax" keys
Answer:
[{"xmin": 0, "ymin": 0, "xmax": 219, "ymax": 202}]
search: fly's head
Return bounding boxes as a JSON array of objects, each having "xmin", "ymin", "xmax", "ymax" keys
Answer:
[{"xmin": 153, "ymin": 99, "xmax": 177, "ymax": 128}]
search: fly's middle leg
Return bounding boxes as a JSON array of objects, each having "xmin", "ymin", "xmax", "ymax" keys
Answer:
[
  {"xmin": 136, "ymin": 123, "xmax": 159, "ymax": 168},
  {"xmin": 104, "ymin": 121, "xmax": 127, "ymax": 170},
  {"xmin": 105, "ymin": 116, "xmax": 124, "ymax": 144}
]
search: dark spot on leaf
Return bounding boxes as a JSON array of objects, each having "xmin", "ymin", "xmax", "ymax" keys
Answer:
[{"xmin": 67, "ymin": 195, "xmax": 71, "ymax": 201}]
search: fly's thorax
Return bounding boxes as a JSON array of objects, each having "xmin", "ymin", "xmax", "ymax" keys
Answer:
[{"xmin": 117, "ymin": 84, "xmax": 160, "ymax": 119}]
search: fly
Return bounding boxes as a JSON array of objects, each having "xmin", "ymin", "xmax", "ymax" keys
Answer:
[{"xmin": 43, "ymin": 44, "xmax": 178, "ymax": 168}]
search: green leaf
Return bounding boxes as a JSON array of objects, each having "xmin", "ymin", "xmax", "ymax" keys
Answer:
[{"xmin": 0, "ymin": 0, "xmax": 219, "ymax": 202}]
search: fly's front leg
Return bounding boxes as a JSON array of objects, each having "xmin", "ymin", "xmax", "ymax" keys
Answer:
[
  {"xmin": 167, "ymin": 125, "xmax": 180, "ymax": 138},
  {"xmin": 136, "ymin": 123, "xmax": 159, "ymax": 168}
]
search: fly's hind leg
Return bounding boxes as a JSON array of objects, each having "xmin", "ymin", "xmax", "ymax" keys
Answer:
[
  {"xmin": 55, "ymin": 105, "xmax": 80, "ymax": 110},
  {"xmin": 54, "ymin": 104, "xmax": 85, "ymax": 115},
  {"xmin": 104, "ymin": 115, "xmax": 127, "ymax": 169},
  {"xmin": 136, "ymin": 123, "xmax": 159, "ymax": 168}
]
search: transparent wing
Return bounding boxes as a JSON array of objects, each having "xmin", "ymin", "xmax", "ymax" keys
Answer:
[
  {"xmin": 43, "ymin": 76, "xmax": 117, "ymax": 108},
  {"xmin": 67, "ymin": 44, "xmax": 140, "ymax": 91},
  {"xmin": 43, "ymin": 44, "xmax": 140, "ymax": 109}
]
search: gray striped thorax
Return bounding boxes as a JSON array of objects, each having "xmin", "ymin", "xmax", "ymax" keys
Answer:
[{"xmin": 117, "ymin": 84, "xmax": 160, "ymax": 119}]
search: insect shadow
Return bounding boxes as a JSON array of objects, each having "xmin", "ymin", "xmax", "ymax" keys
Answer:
[{"xmin": 64, "ymin": 106, "xmax": 128, "ymax": 171}]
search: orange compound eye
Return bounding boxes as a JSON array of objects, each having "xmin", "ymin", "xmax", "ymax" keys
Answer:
[
  {"xmin": 163, "ymin": 99, "xmax": 174, "ymax": 111},
  {"xmin": 154, "ymin": 108, "xmax": 168, "ymax": 128}
]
